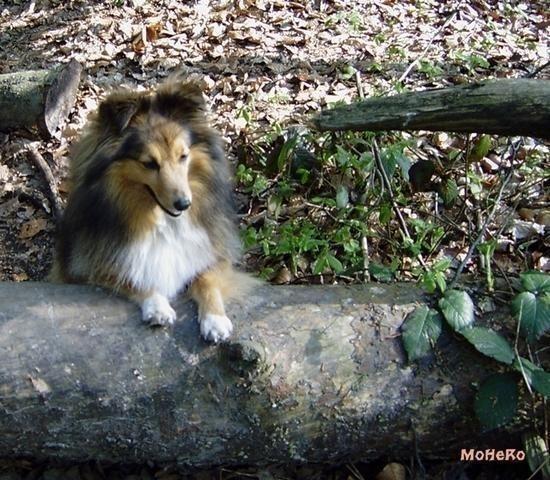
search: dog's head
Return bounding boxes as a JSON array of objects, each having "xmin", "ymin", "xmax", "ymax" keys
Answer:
[
  {"xmin": 90, "ymin": 78, "xmax": 210, "ymax": 217},
  {"xmin": 97, "ymin": 77, "xmax": 207, "ymax": 135}
]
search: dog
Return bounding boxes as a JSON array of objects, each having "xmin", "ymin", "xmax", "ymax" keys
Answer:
[{"xmin": 50, "ymin": 77, "xmax": 245, "ymax": 342}]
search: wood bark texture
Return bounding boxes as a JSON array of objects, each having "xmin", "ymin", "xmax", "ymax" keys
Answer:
[
  {"xmin": 312, "ymin": 79, "xmax": 550, "ymax": 139},
  {"xmin": 0, "ymin": 282, "xmax": 522, "ymax": 467},
  {"xmin": 0, "ymin": 60, "xmax": 81, "ymax": 138}
]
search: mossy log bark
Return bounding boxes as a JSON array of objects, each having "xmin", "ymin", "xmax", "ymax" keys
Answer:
[
  {"xmin": 0, "ymin": 60, "xmax": 81, "ymax": 138},
  {"xmin": 0, "ymin": 282, "xmax": 524, "ymax": 467},
  {"xmin": 312, "ymin": 79, "xmax": 550, "ymax": 139}
]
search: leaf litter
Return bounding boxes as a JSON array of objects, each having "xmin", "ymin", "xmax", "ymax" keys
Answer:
[{"xmin": 0, "ymin": 0, "xmax": 548, "ymax": 478}]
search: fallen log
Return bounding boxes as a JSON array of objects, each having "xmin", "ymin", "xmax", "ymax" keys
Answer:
[
  {"xmin": 0, "ymin": 282, "xmax": 525, "ymax": 467},
  {"xmin": 0, "ymin": 59, "xmax": 82, "ymax": 138},
  {"xmin": 312, "ymin": 79, "xmax": 550, "ymax": 139}
]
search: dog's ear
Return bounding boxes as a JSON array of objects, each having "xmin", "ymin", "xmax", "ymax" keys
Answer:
[
  {"xmin": 154, "ymin": 76, "xmax": 207, "ymax": 121},
  {"xmin": 97, "ymin": 90, "xmax": 150, "ymax": 134}
]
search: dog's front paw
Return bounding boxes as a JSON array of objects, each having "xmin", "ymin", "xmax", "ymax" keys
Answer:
[
  {"xmin": 200, "ymin": 314, "xmax": 233, "ymax": 343},
  {"xmin": 141, "ymin": 294, "xmax": 176, "ymax": 326}
]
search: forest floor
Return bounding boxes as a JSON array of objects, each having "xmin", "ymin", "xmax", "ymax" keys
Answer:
[{"xmin": 0, "ymin": 0, "xmax": 548, "ymax": 479}]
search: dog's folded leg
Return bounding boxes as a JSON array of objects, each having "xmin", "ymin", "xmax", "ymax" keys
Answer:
[
  {"xmin": 189, "ymin": 265, "xmax": 233, "ymax": 343},
  {"xmin": 131, "ymin": 291, "xmax": 177, "ymax": 326}
]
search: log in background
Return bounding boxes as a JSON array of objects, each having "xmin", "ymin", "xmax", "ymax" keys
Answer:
[
  {"xmin": 0, "ymin": 282, "xmax": 520, "ymax": 467},
  {"xmin": 312, "ymin": 79, "xmax": 550, "ymax": 139}
]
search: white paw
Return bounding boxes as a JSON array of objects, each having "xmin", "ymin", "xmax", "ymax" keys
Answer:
[
  {"xmin": 200, "ymin": 314, "xmax": 233, "ymax": 343},
  {"xmin": 141, "ymin": 294, "xmax": 176, "ymax": 326}
]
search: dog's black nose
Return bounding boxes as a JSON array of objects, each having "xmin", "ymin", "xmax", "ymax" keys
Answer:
[{"xmin": 173, "ymin": 197, "xmax": 191, "ymax": 211}]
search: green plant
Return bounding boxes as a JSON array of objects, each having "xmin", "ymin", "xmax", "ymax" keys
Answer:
[
  {"xmin": 417, "ymin": 59, "xmax": 444, "ymax": 78},
  {"xmin": 325, "ymin": 9, "xmax": 363, "ymax": 32},
  {"xmin": 453, "ymin": 51, "xmax": 491, "ymax": 73},
  {"xmin": 477, "ymin": 240, "xmax": 497, "ymax": 292},
  {"xmin": 236, "ymin": 164, "xmax": 270, "ymax": 197},
  {"xmin": 406, "ymin": 218, "xmax": 446, "ymax": 256},
  {"xmin": 402, "ymin": 271, "xmax": 550, "ymax": 434},
  {"xmin": 418, "ymin": 258, "xmax": 451, "ymax": 294}
]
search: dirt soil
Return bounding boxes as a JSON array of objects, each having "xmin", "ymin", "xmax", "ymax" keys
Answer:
[{"xmin": 0, "ymin": 0, "xmax": 548, "ymax": 479}]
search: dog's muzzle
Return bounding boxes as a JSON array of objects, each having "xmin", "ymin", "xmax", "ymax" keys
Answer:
[
  {"xmin": 173, "ymin": 196, "xmax": 191, "ymax": 212},
  {"xmin": 146, "ymin": 186, "xmax": 189, "ymax": 218}
]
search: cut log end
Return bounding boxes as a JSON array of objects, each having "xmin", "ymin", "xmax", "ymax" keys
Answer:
[
  {"xmin": 0, "ymin": 61, "xmax": 82, "ymax": 138},
  {"xmin": 40, "ymin": 59, "xmax": 83, "ymax": 138}
]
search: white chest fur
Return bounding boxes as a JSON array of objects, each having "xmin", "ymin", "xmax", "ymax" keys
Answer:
[{"xmin": 117, "ymin": 214, "xmax": 216, "ymax": 298}]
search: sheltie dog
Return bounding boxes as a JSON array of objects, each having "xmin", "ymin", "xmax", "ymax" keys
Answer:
[{"xmin": 51, "ymin": 77, "xmax": 244, "ymax": 342}]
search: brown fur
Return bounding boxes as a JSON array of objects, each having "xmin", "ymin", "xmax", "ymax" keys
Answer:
[{"xmin": 52, "ymin": 77, "xmax": 250, "ymax": 341}]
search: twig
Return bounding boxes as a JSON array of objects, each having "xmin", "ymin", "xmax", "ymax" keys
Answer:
[
  {"xmin": 525, "ymin": 455, "xmax": 550, "ymax": 480},
  {"xmin": 397, "ymin": 9, "xmax": 459, "ymax": 84},
  {"xmin": 448, "ymin": 140, "xmax": 522, "ymax": 289},
  {"xmin": 513, "ymin": 300, "xmax": 533, "ymax": 395},
  {"xmin": 346, "ymin": 463, "xmax": 366, "ymax": 480},
  {"xmin": 372, "ymin": 138, "xmax": 427, "ymax": 268},
  {"xmin": 27, "ymin": 147, "xmax": 63, "ymax": 220},
  {"xmin": 355, "ymin": 70, "xmax": 365, "ymax": 99},
  {"xmin": 23, "ymin": 0, "xmax": 36, "ymax": 15},
  {"xmin": 361, "ymin": 235, "xmax": 370, "ymax": 282},
  {"xmin": 463, "ymin": 134, "xmax": 472, "ymax": 236},
  {"xmin": 525, "ymin": 60, "xmax": 550, "ymax": 79}
]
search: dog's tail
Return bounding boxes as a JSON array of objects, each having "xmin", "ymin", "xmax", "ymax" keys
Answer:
[{"xmin": 219, "ymin": 268, "xmax": 263, "ymax": 301}]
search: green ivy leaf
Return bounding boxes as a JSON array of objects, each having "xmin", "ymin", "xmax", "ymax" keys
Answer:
[
  {"xmin": 434, "ymin": 271, "xmax": 447, "ymax": 294},
  {"xmin": 469, "ymin": 134, "xmax": 492, "ymax": 162},
  {"xmin": 402, "ymin": 306, "xmax": 442, "ymax": 361},
  {"xmin": 514, "ymin": 357, "xmax": 550, "ymax": 398},
  {"xmin": 524, "ymin": 433, "xmax": 550, "ymax": 479},
  {"xmin": 461, "ymin": 327, "xmax": 514, "ymax": 364},
  {"xmin": 520, "ymin": 271, "xmax": 550, "ymax": 294},
  {"xmin": 369, "ymin": 262, "xmax": 394, "ymax": 283},
  {"xmin": 532, "ymin": 370, "xmax": 550, "ymax": 398},
  {"xmin": 267, "ymin": 194, "xmax": 283, "ymax": 219},
  {"xmin": 276, "ymin": 135, "xmax": 299, "ymax": 172},
  {"xmin": 312, "ymin": 254, "xmax": 327, "ymax": 275},
  {"xmin": 438, "ymin": 289, "xmax": 475, "ymax": 332},
  {"xmin": 326, "ymin": 254, "xmax": 344, "ymax": 273},
  {"xmin": 474, "ymin": 373, "xmax": 518, "ymax": 431},
  {"xmin": 421, "ymin": 271, "xmax": 437, "ymax": 294},
  {"xmin": 513, "ymin": 356, "xmax": 539, "ymax": 383},
  {"xmin": 438, "ymin": 178, "xmax": 458, "ymax": 208},
  {"xmin": 335, "ymin": 185, "xmax": 349, "ymax": 209},
  {"xmin": 379, "ymin": 203, "xmax": 392, "ymax": 224},
  {"xmin": 511, "ymin": 291, "xmax": 550, "ymax": 342},
  {"xmin": 395, "ymin": 154, "xmax": 411, "ymax": 181},
  {"xmin": 380, "ymin": 150, "xmax": 397, "ymax": 178}
]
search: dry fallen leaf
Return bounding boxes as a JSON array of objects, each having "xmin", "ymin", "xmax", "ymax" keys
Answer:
[
  {"xmin": 146, "ymin": 22, "xmax": 162, "ymax": 41},
  {"xmin": 131, "ymin": 21, "xmax": 162, "ymax": 54},
  {"xmin": 19, "ymin": 218, "xmax": 49, "ymax": 239},
  {"xmin": 12, "ymin": 272, "xmax": 29, "ymax": 282},
  {"xmin": 536, "ymin": 211, "xmax": 550, "ymax": 226},
  {"xmin": 376, "ymin": 462, "xmax": 406, "ymax": 480},
  {"xmin": 272, "ymin": 265, "xmax": 292, "ymax": 284},
  {"xmin": 58, "ymin": 178, "xmax": 72, "ymax": 194},
  {"xmin": 131, "ymin": 29, "xmax": 147, "ymax": 54},
  {"xmin": 0, "ymin": 164, "xmax": 9, "ymax": 181},
  {"xmin": 518, "ymin": 207, "xmax": 536, "ymax": 221},
  {"xmin": 28, "ymin": 376, "xmax": 51, "ymax": 395}
]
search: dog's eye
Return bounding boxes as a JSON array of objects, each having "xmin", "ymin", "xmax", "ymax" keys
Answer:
[
  {"xmin": 180, "ymin": 153, "xmax": 188, "ymax": 163},
  {"xmin": 143, "ymin": 159, "xmax": 159, "ymax": 170}
]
